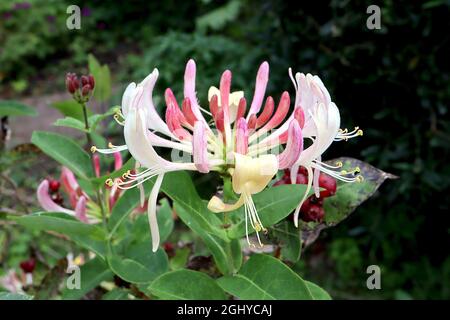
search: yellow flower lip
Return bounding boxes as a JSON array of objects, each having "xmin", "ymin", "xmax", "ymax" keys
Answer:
[
  {"xmin": 232, "ymin": 153, "xmax": 278, "ymax": 195},
  {"xmin": 207, "ymin": 153, "xmax": 278, "ymax": 213}
]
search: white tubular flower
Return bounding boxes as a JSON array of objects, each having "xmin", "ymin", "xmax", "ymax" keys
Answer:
[{"xmin": 97, "ymin": 59, "xmax": 363, "ymax": 250}]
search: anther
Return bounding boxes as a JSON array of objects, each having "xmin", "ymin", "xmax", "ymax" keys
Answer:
[
  {"xmin": 105, "ymin": 178, "xmax": 114, "ymax": 187},
  {"xmin": 90, "ymin": 146, "xmax": 97, "ymax": 153}
]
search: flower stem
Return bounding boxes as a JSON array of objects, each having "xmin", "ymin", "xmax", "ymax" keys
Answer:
[{"xmin": 80, "ymin": 101, "xmax": 108, "ymax": 231}]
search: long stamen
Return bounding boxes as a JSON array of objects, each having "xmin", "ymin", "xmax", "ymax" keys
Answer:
[
  {"xmin": 335, "ymin": 127, "xmax": 363, "ymax": 141},
  {"xmin": 311, "ymin": 162, "xmax": 364, "ymax": 183},
  {"xmin": 90, "ymin": 144, "xmax": 128, "ymax": 154},
  {"xmin": 244, "ymin": 202, "xmax": 251, "ymax": 246},
  {"xmin": 313, "ymin": 159, "xmax": 343, "ymax": 169}
]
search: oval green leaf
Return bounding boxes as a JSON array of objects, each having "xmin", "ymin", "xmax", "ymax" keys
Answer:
[
  {"xmin": 217, "ymin": 254, "xmax": 320, "ymax": 300},
  {"xmin": 147, "ymin": 269, "xmax": 227, "ymax": 300},
  {"xmin": 31, "ymin": 131, "xmax": 94, "ymax": 179}
]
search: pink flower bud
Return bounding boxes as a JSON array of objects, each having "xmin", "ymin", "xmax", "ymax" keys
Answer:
[
  {"xmin": 65, "ymin": 73, "xmax": 79, "ymax": 94},
  {"xmin": 81, "ymin": 84, "xmax": 92, "ymax": 96},
  {"xmin": 88, "ymin": 75, "xmax": 95, "ymax": 89},
  {"xmin": 81, "ymin": 75, "xmax": 89, "ymax": 86}
]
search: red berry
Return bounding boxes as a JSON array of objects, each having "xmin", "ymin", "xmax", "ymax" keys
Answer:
[
  {"xmin": 49, "ymin": 180, "xmax": 60, "ymax": 192},
  {"xmin": 20, "ymin": 258, "xmax": 36, "ymax": 273},
  {"xmin": 300, "ymin": 203, "xmax": 325, "ymax": 222},
  {"xmin": 319, "ymin": 173, "xmax": 337, "ymax": 198},
  {"xmin": 163, "ymin": 242, "xmax": 174, "ymax": 252}
]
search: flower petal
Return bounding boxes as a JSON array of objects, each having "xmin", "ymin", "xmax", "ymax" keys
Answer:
[
  {"xmin": 37, "ymin": 180, "xmax": 75, "ymax": 216},
  {"xmin": 277, "ymin": 119, "xmax": 303, "ymax": 169},
  {"xmin": 192, "ymin": 121, "xmax": 210, "ymax": 173},
  {"xmin": 148, "ymin": 174, "xmax": 165, "ymax": 252},
  {"xmin": 75, "ymin": 196, "xmax": 88, "ymax": 223},
  {"xmin": 247, "ymin": 61, "xmax": 269, "ymax": 119}
]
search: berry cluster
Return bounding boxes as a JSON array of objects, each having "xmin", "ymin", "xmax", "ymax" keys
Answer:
[
  {"xmin": 274, "ymin": 168, "xmax": 337, "ymax": 223},
  {"xmin": 65, "ymin": 73, "xmax": 95, "ymax": 101}
]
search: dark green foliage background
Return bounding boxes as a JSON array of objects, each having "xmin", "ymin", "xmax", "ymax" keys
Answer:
[{"xmin": 1, "ymin": 0, "xmax": 449, "ymax": 299}]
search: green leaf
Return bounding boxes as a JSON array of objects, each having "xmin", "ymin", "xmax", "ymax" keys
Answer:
[
  {"xmin": 88, "ymin": 54, "xmax": 111, "ymax": 103},
  {"xmin": 305, "ymin": 281, "xmax": 332, "ymax": 300},
  {"xmin": 323, "ymin": 157, "xmax": 396, "ymax": 225},
  {"xmin": 271, "ymin": 221, "xmax": 302, "ymax": 262},
  {"xmin": 0, "ymin": 100, "xmax": 37, "ymax": 117},
  {"xmin": 174, "ymin": 203, "xmax": 242, "ymax": 275},
  {"xmin": 61, "ymin": 257, "xmax": 113, "ymax": 300},
  {"xmin": 107, "ymin": 244, "xmax": 169, "ymax": 285},
  {"xmin": 147, "ymin": 269, "xmax": 227, "ymax": 300},
  {"xmin": 31, "ymin": 131, "xmax": 94, "ymax": 179},
  {"xmin": 109, "ymin": 171, "xmax": 240, "ymax": 275},
  {"xmin": 108, "ymin": 179, "xmax": 153, "ymax": 235},
  {"xmin": 162, "ymin": 172, "xmax": 227, "ymax": 239},
  {"xmin": 169, "ymin": 247, "xmax": 191, "ymax": 270},
  {"xmin": 302, "ymin": 157, "xmax": 396, "ymax": 247},
  {"xmin": 131, "ymin": 198, "xmax": 174, "ymax": 245},
  {"xmin": 226, "ymin": 184, "xmax": 309, "ymax": 239},
  {"xmin": 217, "ymin": 254, "xmax": 316, "ymax": 300},
  {"xmin": 162, "ymin": 172, "xmax": 242, "ymax": 274},
  {"xmin": 0, "ymin": 292, "xmax": 33, "ymax": 300},
  {"xmin": 51, "ymin": 100, "xmax": 92, "ymax": 121},
  {"xmin": 102, "ymin": 289, "xmax": 130, "ymax": 300},
  {"xmin": 54, "ymin": 116, "xmax": 87, "ymax": 132},
  {"xmin": 15, "ymin": 212, "xmax": 107, "ymax": 257}
]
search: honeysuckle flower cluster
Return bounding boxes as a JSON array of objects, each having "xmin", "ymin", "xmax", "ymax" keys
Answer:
[
  {"xmin": 92, "ymin": 59, "xmax": 363, "ymax": 251},
  {"xmin": 36, "ymin": 152, "xmax": 145, "ymax": 223}
]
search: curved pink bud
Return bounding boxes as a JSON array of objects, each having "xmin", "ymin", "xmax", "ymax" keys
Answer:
[
  {"xmin": 235, "ymin": 97, "xmax": 247, "ymax": 123},
  {"xmin": 209, "ymin": 94, "xmax": 219, "ymax": 118},
  {"xmin": 256, "ymin": 96, "xmax": 274, "ymax": 128},
  {"xmin": 60, "ymin": 167, "xmax": 81, "ymax": 199},
  {"xmin": 294, "ymin": 107, "xmax": 305, "ymax": 129},
  {"xmin": 165, "ymin": 105, "xmax": 192, "ymax": 141},
  {"xmin": 37, "ymin": 180, "xmax": 74, "ymax": 215},
  {"xmin": 92, "ymin": 154, "xmax": 101, "ymax": 177},
  {"xmin": 261, "ymin": 91, "xmax": 290, "ymax": 132},
  {"xmin": 181, "ymin": 97, "xmax": 197, "ymax": 127},
  {"xmin": 277, "ymin": 120, "xmax": 303, "ymax": 169},
  {"xmin": 184, "ymin": 59, "xmax": 207, "ymax": 126},
  {"xmin": 247, "ymin": 61, "xmax": 269, "ymax": 119},
  {"xmin": 165, "ymin": 88, "xmax": 188, "ymax": 127},
  {"xmin": 75, "ymin": 196, "xmax": 88, "ymax": 223},
  {"xmin": 113, "ymin": 152, "xmax": 123, "ymax": 171},
  {"xmin": 220, "ymin": 70, "xmax": 232, "ymax": 142},
  {"xmin": 215, "ymin": 108, "xmax": 225, "ymax": 134},
  {"xmin": 235, "ymin": 118, "xmax": 249, "ymax": 155},
  {"xmin": 192, "ymin": 121, "xmax": 210, "ymax": 173},
  {"xmin": 248, "ymin": 114, "xmax": 257, "ymax": 132}
]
